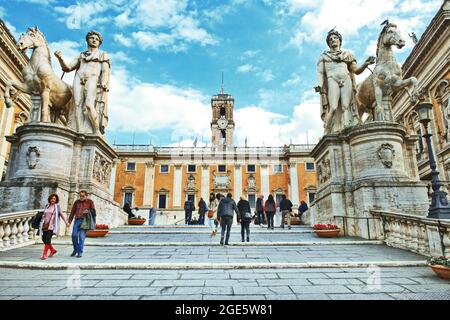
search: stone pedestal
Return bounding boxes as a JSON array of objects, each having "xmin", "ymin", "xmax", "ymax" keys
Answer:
[
  {"xmin": 310, "ymin": 122, "xmax": 429, "ymax": 239},
  {"xmin": 0, "ymin": 122, "xmax": 127, "ymax": 228}
]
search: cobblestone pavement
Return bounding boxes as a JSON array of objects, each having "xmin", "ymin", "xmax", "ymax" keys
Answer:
[{"xmin": 0, "ymin": 225, "xmax": 449, "ymax": 300}]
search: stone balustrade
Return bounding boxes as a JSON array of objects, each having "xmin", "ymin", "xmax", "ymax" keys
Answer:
[
  {"xmin": 0, "ymin": 210, "xmax": 38, "ymax": 251},
  {"xmin": 371, "ymin": 210, "xmax": 450, "ymax": 258}
]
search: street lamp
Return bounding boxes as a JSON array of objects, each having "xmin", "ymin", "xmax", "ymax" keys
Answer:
[{"xmin": 415, "ymin": 102, "xmax": 450, "ymax": 219}]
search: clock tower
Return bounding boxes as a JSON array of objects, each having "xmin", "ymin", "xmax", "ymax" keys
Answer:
[{"xmin": 211, "ymin": 84, "xmax": 235, "ymax": 148}]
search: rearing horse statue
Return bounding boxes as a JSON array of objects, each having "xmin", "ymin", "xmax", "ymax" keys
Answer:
[
  {"xmin": 356, "ymin": 21, "xmax": 419, "ymax": 122},
  {"xmin": 4, "ymin": 27, "xmax": 73, "ymax": 125}
]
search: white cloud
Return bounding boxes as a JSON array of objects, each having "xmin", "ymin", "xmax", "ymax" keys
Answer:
[
  {"xmin": 260, "ymin": 69, "xmax": 275, "ymax": 82},
  {"xmin": 113, "ymin": 34, "xmax": 132, "ymax": 47},
  {"xmin": 237, "ymin": 64, "xmax": 255, "ymax": 73},
  {"xmin": 282, "ymin": 73, "xmax": 301, "ymax": 87},
  {"xmin": 108, "ymin": 67, "xmax": 211, "ymax": 145},
  {"xmin": 109, "ymin": 51, "xmax": 136, "ymax": 64},
  {"xmin": 234, "ymin": 90, "xmax": 322, "ymax": 146},
  {"xmin": 48, "ymin": 40, "xmax": 83, "ymax": 85}
]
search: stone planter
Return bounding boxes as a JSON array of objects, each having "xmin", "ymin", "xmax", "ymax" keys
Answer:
[
  {"xmin": 428, "ymin": 264, "xmax": 450, "ymax": 280},
  {"xmin": 86, "ymin": 229, "xmax": 109, "ymax": 237},
  {"xmin": 314, "ymin": 229, "xmax": 340, "ymax": 238},
  {"xmin": 128, "ymin": 219, "xmax": 146, "ymax": 225}
]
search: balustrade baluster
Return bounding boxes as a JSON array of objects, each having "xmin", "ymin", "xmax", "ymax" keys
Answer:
[
  {"xmin": 16, "ymin": 219, "xmax": 24, "ymax": 244},
  {"xmin": 22, "ymin": 217, "xmax": 30, "ymax": 242},
  {"xmin": 409, "ymin": 222, "xmax": 419, "ymax": 253},
  {"xmin": 9, "ymin": 219, "xmax": 18, "ymax": 246},
  {"xmin": 0, "ymin": 222, "xmax": 4, "ymax": 250},
  {"xmin": 3, "ymin": 222, "xmax": 11, "ymax": 248}
]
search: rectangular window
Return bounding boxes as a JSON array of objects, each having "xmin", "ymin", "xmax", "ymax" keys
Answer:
[
  {"xmin": 247, "ymin": 164, "xmax": 256, "ymax": 173},
  {"xmin": 160, "ymin": 165, "xmax": 169, "ymax": 173},
  {"xmin": 308, "ymin": 192, "xmax": 316, "ymax": 204},
  {"xmin": 273, "ymin": 164, "xmax": 283, "ymax": 173},
  {"xmin": 248, "ymin": 194, "xmax": 256, "ymax": 209},
  {"xmin": 306, "ymin": 162, "xmax": 315, "ymax": 171},
  {"xmin": 126, "ymin": 162, "xmax": 136, "ymax": 171},
  {"xmin": 218, "ymin": 165, "xmax": 226, "ymax": 173},
  {"xmin": 158, "ymin": 194, "xmax": 167, "ymax": 209},
  {"xmin": 187, "ymin": 164, "xmax": 196, "ymax": 173},
  {"xmin": 124, "ymin": 192, "xmax": 133, "ymax": 207},
  {"xmin": 275, "ymin": 194, "xmax": 283, "ymax": 208}
]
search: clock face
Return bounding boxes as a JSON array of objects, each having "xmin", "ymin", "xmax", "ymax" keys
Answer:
[{"xmin": 217, "ymin": 117, "xmax": 228, "ymax": 129}]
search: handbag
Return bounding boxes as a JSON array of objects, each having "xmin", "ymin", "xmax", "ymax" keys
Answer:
[
  {"xmin": 207, "ymin": 210, "xmax": 214, "ymax": 218},
  {"xmin": 243, "ymin": 212, "xmax": 253, "ymax": 221},
  {"xmin": 31, "ymin": 211, "xmax": 44, "ymax": 229}
]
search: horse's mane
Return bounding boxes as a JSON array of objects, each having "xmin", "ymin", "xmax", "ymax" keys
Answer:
[
  {"xmin": 30, "ymin": 28, "xmax": 52, "ymax": 66},
  {"xmin": 376, "ymin": 22, "xmax": 397, "ymax": 59}
]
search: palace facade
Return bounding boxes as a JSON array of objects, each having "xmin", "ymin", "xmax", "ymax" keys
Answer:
[
  {"xmin": 392, "ymin": 0, "xmax": 450, "ymax": 193},
  {"xmin": 112, "ymin": 89, "xmax": 318, "ymax": 216},
  {"xmin": 0, "ymin": 20, "xmax": 31, "ymax": 180}
]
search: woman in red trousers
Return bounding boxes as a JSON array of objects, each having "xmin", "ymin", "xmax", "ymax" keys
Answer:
[{"xmin": 39, "ymin": 193, "xmax": 69, "ymax": 260}]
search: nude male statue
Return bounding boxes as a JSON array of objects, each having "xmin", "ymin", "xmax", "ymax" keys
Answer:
[
  {"xmin": 54, "ymin": 31, "xmax": 110, "ymax": 135},
  {"xmin": 315, "ymin": 29, "xmax": 375, "ymax": 134}
]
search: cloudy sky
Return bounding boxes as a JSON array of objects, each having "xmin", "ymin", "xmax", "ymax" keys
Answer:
[{"xmin": 0, "ymin": 0, "xmax": 443, "ymax": 147}]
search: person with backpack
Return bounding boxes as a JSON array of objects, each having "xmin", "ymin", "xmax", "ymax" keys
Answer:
[
  {"xmin": 39, "ymin": 193, "xmax": 69, "ymax": 260},
  {"xmin": 264, "ymin": 194, "xmax": 277, "ymax": 230},
  {"xmin": 216, "ymin": 193, "xmax": 240, "ymax": 245},
  {"xmin": 298, "ymin": 200, "xmax": 309, "ymax": 220},
  {"xmin": 237, "ymin": 195, "xmax": 252, "ymax": 242},
  {"xmin": 255, "ymin": 195, "xmax": 265, "ymax": 227},
  {"xmin": 197, "ymin": 198, "xmax": 207, "ymax": 225},
  {"xmin": 184, "ymin": 198, "xmax": 195, "ymax": 224},
  {"xmin": 279, "ymin": 194, "xmax": 293, "ymax": 229}
]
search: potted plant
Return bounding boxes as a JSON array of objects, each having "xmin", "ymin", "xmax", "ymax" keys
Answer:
[
  {"xmin": 86, "ymin": 224, "xmax": 109, "ymax": 237},
  {"xmin": 428, "ymin": 256, "xmax": 450, "ymax": 280},
  {"xmin": 313, "ymin": 223, "xmax": 340, "ymax": 238},
  {"xmin": 128, "ymin": 215, "xmax": 146, "ymax": 225}
]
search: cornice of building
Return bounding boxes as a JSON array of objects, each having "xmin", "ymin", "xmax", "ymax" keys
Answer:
[
  {"xmin": 0, "ymin": 19, "xmax": 29, "ymax": 75},
  {"xmin": 401, "ymin": 1, "xmax": 450, "ymax": 79}
]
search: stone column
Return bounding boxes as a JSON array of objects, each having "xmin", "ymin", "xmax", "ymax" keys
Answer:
[
  {"xmin": 109, "ymin": 159, "xmax": 119, "ymax": 195},
  {"xmin": 173, "ymin": 164, "xmax": 183, "ymax": 208},
  {"xmin": 143, "ymin": 160, "xmax": 155, "ymax": 207},
  {"xmin": 260, "ymin": 164, "xmax": 270, "ymax": 197},
  {"xmin": 234, "ymin": 164, "xmax": 242, "ymax": 202},
  {"xmin": 0, "ymin": 101, "xmax": 15, "ymax": 179},
  {"xmin": 201, "ymin": 164, "xmax": 210, "ymax": 202},
  {"xmin": 289, "ymin": 161, "xmax": 299, "ymax": 205}
]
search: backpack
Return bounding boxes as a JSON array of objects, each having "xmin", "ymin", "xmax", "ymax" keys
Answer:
[
  {"xmin": 243, "ymin": 211, "xmax": 253, "ymax": 221},
  {"xmin": 31, "ymin": 211, "xmax": 44, "ymax": 229},
  {"xmin": 266, "ymin": 201, "xmax": 275, "ymax": 212}
]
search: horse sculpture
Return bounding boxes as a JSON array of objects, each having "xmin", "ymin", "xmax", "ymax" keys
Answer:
[
  {"xmin": 4, "ymin": 27, "xmax": 73, "ymax": 125},
  {"xmin": 356, "ymin": 21, "xmax": 419, "ymax": 122}
]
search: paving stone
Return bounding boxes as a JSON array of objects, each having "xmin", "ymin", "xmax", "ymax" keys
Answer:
[
  {"xmin": 40, "ymin": 280, "xmax": 101, "ymax": 287},
  {"xmin": 278, "ymin": 273, "xmax": 328, "ymax": 279},
  {"xmin": 82, "ymin": 274, "xmax": 132, "ymax": 280},
  {"xmin": 328, "ymin": 293, "xmax": 395, "ymax": 300},
  {"xmin": 346, "ymin": 284, "xmax": 410, "ymax": 294},
  {"xmin": 308, "ymin": 278, "xmax": 364, "ymax": 285},
  {"xmin": 95, "ymin": 280, "xmax": 152, "ymax": 287},
  {"xmin": 77, "ymin": 296, "xmax": 141, "ymax": 300},
  {"xmin": 265, "ymin": 294, "xmax": 298, "ymax": 300},
  {"xmin": 290, "ymin": 285, "xmax": 352, "ymax": 294},
  {"xmin": 141, "ymin": 295, "xmax": 204, "ymax": 300},
  {"xmin": 13, "ymin": 296, "xmax": 77, "ymax": 300},
  {"xmin": 257, "ymin": 279, "xmax": 310, "ymax": 286},
  {"xmin": 232, "ymin": 286, "xmax": 273, "ymax": 295},
  {"xmin": 54, "ymin": 287, "xmax": 119, "ymax": 296},
  {"xmin": 266, "ymin": 286, "xmax": 294, "ymax": 295},
  {"xmin": 0, "ymin": 287, "xmax": 63, "ymax": 296},
  {"xmin": 151, "ymin": 280, "xmax": 205, "ymax": 287},
  {"xmin": 115, "ymin": 287, "xmax": 176, "ymax": 296},
  {"xmin": 0, "ymin": 296, "xmax": 18, "ymax": 300},
  {"xmin": 0, "ymin": 280, "xmax": 48, "ymax": 287},
  {"xmin": 402, "ymin": 284, "xmax": 450, "ymax": 293},
  {"xmin": 295, "ymin": 294, "xmax": 330, "ymax": 300},
  {"xmin": 131, "ymin": 274, "xmax": 181, "ymax": 280},
  {"xmin": 388, "ymin": 293, "xmax": 450, "ymax": 300},
  {"xmin": 205, "ymin": 295, "xmax": 267, "ymax": 300}
]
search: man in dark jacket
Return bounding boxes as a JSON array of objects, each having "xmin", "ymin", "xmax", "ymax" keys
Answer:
[
  {"xmin": 237, "ymin": 195, "xmax": 252, "ymax": 242},
  {"xmin": 184, "ymin": 199, "xmax": 195, "ymax": 224},
  {"xmin": 279, "ymin": 194, "xmax": 293, "ymax": 229},
  {"xmin": 217, "ymin": 193, "xmax": 240, "ymax": 245}
]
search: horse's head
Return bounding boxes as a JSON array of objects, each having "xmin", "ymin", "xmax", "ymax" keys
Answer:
[
  {"xmin": 17, "ymin": 26, "xmax": 45, "ymax": 51},
  {"xmin": 381, "ymin": 23, "xmax": 405, "ymax": 49}
]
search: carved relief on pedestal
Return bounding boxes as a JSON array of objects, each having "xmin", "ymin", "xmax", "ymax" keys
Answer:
[
  {"xmin": 377, "ymin": 143, "xmax": 395, "ymax": 168},
  {"xmin": 317, "ymin": 156, "xmax": 331, "ymax": 184},
  {"xmin": 26, "ymin": 146, "xmax": 40, "ymax": 169},
  {"xmin": 93, "ymin": 153, "xmax": 112, "ymax": 187}
]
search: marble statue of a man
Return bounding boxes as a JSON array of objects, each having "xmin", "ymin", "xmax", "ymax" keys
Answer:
[
  {"xmin": 54, "ymin": 31, "xmax": 110, "ymax": 135},
  {"xmin": 315, "ymin": 29, "xmax": 375, "ymax": 134}
]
